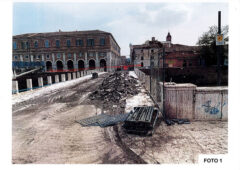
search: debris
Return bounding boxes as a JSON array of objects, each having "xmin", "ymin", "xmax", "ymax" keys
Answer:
[
  {"xmin": 123, "ymin": 106, "xmax": 159, "ymax": 135},
  {"xmin": 89, "ymin": 72, "xmax": 139, "ymax": 106},
  {"xmin": 76, "ymin": 112, "xmax": 131, "ymax": 127},
  {"xmin": 92, "ymin": 72, "xmax": 98, "ymax": 79},
  {"xmin": 165, "ymin": 119, "xmax": 175, "ymax": 126},
  {"xmin": 165, "ymin": 118, "xmax": 190, "ymax": 126}
]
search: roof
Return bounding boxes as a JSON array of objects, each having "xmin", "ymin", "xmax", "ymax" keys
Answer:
[
  {"xmin": 165, "ymin": 44, "xmax": 200, "ymax": 52},
  {"xmin": 132, "ymin": 41, "xmax": 163, "ymax": 49},
  {"xmin": 132, "ymin": 42, "xmax": 200, "ymax": 52},
  {"xmin": 13, "ymin": 29, "xmax": 120, "ymax": 49},
  {"xmin": 13, "ymin": 30, "xmax": 109, "ymax": 38}
]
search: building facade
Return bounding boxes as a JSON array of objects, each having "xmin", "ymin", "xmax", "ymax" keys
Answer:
[
  {"xmin": 130, "ymin": 32, "xmax": 201, "ymax": 69},
  {"xmin": 12, "ymin": 30, "xmax": 121, "ymax": 72}
]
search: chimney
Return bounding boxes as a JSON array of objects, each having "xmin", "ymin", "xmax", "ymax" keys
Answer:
[{"xmin": 152, "ymin": 37, "xmax": 155, "ymax": 41}]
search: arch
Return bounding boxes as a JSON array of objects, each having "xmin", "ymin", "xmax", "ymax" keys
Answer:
[
  {"xmin": 56, "ymin": 60, "xmax": 64, "ymax": 71},
  {"xmin": 78, "ymin": 60, "xmax": 85, "ymax": 71},
  {"xmin": 100, "ymin": 59, "xmax": 107, "ymax": 71},
  {"xmin": 67, "ymin": 60, "xmax": 74, "ymax": 71},
  {"xmin": 89, "ymin": 59, "xmax": 96, "ymax": 70},
  {"xmin": 46, "ymin": 61, "xmax": 52, "ymax": 71}
]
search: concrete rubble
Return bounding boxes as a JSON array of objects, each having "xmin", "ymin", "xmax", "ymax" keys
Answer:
[{"xmin": 89, "ymin": 72, "xmax": 140, "ymax": 107}]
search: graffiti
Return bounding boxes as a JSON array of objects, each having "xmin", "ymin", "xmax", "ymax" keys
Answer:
[
  {"xmin": 202, "ymin": 100, "xmax": 220, "ymax": 115},
  {"xmin": 222, "ymin": 101, "xmax": 226, "ymax": 107}
]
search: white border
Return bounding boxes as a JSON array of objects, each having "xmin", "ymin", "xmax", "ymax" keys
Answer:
[{"xmin": 1, "ymin": 0, "xmax": 239, "ymax": 170}]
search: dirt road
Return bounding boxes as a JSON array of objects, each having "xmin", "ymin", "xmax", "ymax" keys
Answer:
[
  {"xmin": 12, "ymin": 73, "xmax": 145, "ymax": 164},
  {"xmin": 12, "ymin": 71, "xmax": 228, "ymax": 164}
]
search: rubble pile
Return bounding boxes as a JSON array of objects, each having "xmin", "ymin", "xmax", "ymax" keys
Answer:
[{"xmin": 89, "ymin": 72, "xmax": 139, "ymax": 104}]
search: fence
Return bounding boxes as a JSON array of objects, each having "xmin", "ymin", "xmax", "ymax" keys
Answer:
[
  {"xmin": 134, "ymin": 58, "xmax": 164, "ymax": 116},
  {"xmin": 12, "ymin": 68, "xmax": 104, "ymax": 94},
  {"xmin": 134, "ymin": 68, "xmax": 228, "ymax": 121}
]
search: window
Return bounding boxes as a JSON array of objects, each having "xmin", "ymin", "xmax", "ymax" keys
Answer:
[
  {"xmin": 68, "ymin": 53, "xmax": 71, "ymax": 58},
  {"xmin": 89, "ymin": 52, "xmax": 94, "ymax": 57},
  {"xmin": 57, "ymin": 53, "xmax": 61, "ymax": 58},
  {"xmin": 87, "ymin": 39, "xmax": 94, "ymax": 46},
  {"xmin": 99, "ymin": 52, "xmax": 106, "ymax": 57},
  {"xmin": 14, "ymin": 56, "xmax": 18, "ymax": 59},
  {"xmin": 45, "ymin": 40, "xmax": 50, "ymax": 48},
  {"xmin": 37, "ymin": 55, "xmax": 41, "ymax": 59},
  {"xmin": 56, "ymin": 40, "xmax": 60, "ymax": 47},
  {"xmin": 76, "ymin": 39, "xmax": 83, "ymax": 46},
  {"xmin": 13, "ymin": 42, "xmax": 17, "ymax": 49},
  {"xmin": 20, "ymin": 41, "xmax": 29, "ymax": 49},
  {"xmin": 21, "ymin": 42, "xmax": 25, "ymax": 49},
  {"xmin": 26, "ymin": 42, "xmax": 29, "ymax": 49},
  {"xmin": 141, "ymin": 56, "xmax": 144, "ymax": 60},
  {"xmin": 151, "ymin": 49, "xmax": 154, "ymax": 53},
  {"xmin": 67, "ymin": 40, "xmax": 71, "ymax": 47},
  {"xmin": 79, "ymin": 52, "xmax": 83, "ymax": 57},
  {"xmin": 33, "ymin": 55, "xmax": 36, "ymax": 59},
  {"xmin": 25, "ymin": 56, "xmax": 29, "ymax": 59},
  {"xmin": 100, "ymin": 38, "xmax": 105, "ymax": 45},
  {"xmin": 189, "ymin": 62, "xmax": 192, "ymax": 66},
  {"xmin": 80, "ymin": 39, "xmax": 83, "ymax": 46},
  {"xmin": 34, "ymin": 41, "xmax": 38, "ymax": 48},
  {"xmin": 46, "ymin": 54, "xmax": 50, "ymax": 59}
]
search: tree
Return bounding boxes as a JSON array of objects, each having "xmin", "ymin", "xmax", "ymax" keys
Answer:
[{"xmin": 197, "ymin": 25, "xmax": 228, "ymax": 66}]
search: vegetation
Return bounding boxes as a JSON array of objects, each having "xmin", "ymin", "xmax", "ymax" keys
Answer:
[{"xmin": 197, "ymin": 25, "xmax": 228, "ymax": 66}]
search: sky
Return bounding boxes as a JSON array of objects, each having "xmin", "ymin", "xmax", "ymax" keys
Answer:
[{"xmin": 13, "ymin": 2, "xmax": 228, "ymax": 56}]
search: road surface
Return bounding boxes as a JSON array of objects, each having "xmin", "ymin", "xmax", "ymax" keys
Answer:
[{"xmin": 12, "ymin": 71, "xmax": 228, "ymax": 164}]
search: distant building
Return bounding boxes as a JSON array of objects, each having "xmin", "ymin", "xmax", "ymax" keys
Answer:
[
  {"xmin": 130, "ymin": 32, "xmax": 200, "ymax": 69},
  {"xmin": 120, "ymin": 56, "xmax": 127, "ymax": 65},
  {"xmin": 12, "ymin": 30, "xmax": 121, "ymax": 72}
]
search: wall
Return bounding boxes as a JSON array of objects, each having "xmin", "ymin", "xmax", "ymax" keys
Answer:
[
  {"xmin": 194, "ymin": 87, "xmax": 228, "ymax": 120},
  {"xmin": 135, "ymin": 68, "xmax": 228, "ymax": 121},
  {"xmin": 140, "ymin": 67, "xmax": 228, "ymax": 87},
  {"xmin": 164, "ymin": 83, "xmax": 196, "ymax": 120}
]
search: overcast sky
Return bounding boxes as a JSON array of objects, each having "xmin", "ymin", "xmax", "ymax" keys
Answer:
[{"xmin": 13, "ymin": 2, "xmax": 228, "ymax": 56}]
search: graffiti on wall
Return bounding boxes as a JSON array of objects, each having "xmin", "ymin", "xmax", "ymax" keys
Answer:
[{"xmin": 202, "ymin": 100, "xmax": 220, "ymax": 115}]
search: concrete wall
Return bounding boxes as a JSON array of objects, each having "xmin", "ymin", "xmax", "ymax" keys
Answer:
[
  {"xmin": 164, "ymin": 83, "xmax": 196, "ymax": 120},
  {"xmin": 12, "ymin": 81, "xmax": 19, "ymax": 94},
  {"xmin": 135, "ymin": 68, "xmax": 228, "ymax": 121},
  {"xmin": 194, "ymin": 87, "xmax": 228, "ymax": 120}
]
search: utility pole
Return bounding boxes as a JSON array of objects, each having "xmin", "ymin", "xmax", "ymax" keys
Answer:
[
  {"xmin": 162, "ymin": 47, "xmax": 166, "ymax": 119},
  {"xmin": 217, "ymin": 11, "xmax": 222, "ymax": 86},
  {"xmin": 149, "ymin": 48, "xmax": 152, "ymax": 94}
]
